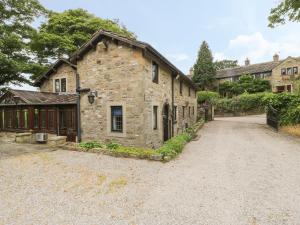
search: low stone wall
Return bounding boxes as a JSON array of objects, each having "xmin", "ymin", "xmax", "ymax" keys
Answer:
[{"xmin": 214, "ymin": 109, "xmax": 265, "ymax": 117}]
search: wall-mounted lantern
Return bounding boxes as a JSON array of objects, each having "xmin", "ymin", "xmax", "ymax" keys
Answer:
[{"xmin": 88, "ymin": 91, "xmax": 98, "ymax": 104}]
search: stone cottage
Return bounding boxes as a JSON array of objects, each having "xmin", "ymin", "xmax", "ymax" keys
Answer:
[
  {"xmin": 216, "ymin": 54, "xmax": 300, "ymax": 93},
  {"xmin": 0, "ymin": 30, "xmax": 198, "ymax": 148}
]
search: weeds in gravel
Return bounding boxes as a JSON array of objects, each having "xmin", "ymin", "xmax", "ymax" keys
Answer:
[{"xmin": 108, "ymin": 177, "xmax": 128, "ymax": 193}]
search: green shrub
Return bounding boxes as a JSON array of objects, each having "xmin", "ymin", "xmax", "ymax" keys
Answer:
[
  {"xmin": 106, "ymin": 140, "xmax": 121, "ymax": 150},
  {"xmin": 78, "ymin": 141, "xmax": 103, "ymax": 149},
  {"xmin": 263, "ymin": 92, "xmax": 300, "ymax": 125},
  {"xmin": 197, "ymin": 91, "xmax": 219, "ymax": 104},
  {"xmin": 157, "ymin": 120, "xmax": 204, "ymax": 159},
  {"xmin": 215, "ymin": 92, "xmax": 270, "ymax": 113},
  {"xmin": 219, "ymin": 74, "xmax": 271, "ymax": 97}
]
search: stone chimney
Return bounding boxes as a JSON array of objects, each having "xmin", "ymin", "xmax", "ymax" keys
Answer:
[
  {"xmin": 189, "ymin": 67, "xmax": 194, "ymax": 76},
  {"xmin": 273, "ymin": 53, "xmax": 279, "ymax": 62},
  {"xmin": 245, "ymin": 58, "xmax": 250, "ymax": 66}
]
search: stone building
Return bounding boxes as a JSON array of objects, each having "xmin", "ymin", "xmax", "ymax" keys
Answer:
[
  {"xmin": 0, "ymin": 30, "xmax": 198, "ymax": 148},
  {"xmin": 216, "ymin": 54, "xmax": 300, "ymax": 93}
]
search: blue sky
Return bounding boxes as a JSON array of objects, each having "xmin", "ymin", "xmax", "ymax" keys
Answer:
[{"xmin": 11, "ymin": 0, "xmax": 300, "ymax": 90}]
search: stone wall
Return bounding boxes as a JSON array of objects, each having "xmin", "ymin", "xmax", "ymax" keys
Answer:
[
  {"xmin": 40, "ymin": 63, "xmax": 76, "ymax": 93},
  {"xmin": 78, "ymin": 41, "xmax": 147, "ymax": 147},
  {"xmin": 37, "ymin": 39, "xmax": 197, "ymax": 148},
  {"xmin": 271, "ymin": 57, "xmax": 300, "ymax": 92}
]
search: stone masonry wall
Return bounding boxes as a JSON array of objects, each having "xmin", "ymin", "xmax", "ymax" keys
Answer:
[
  {"xmin": 40, "ymin": 64, "xmax": 76, "ymax": 93},
  {"xmin": 271, "ymin": 57, "xmax": 300, "ymax": 92},
  {"xmin": 78, "ymin": 41, "xmax": 147, "ymax": 147}
]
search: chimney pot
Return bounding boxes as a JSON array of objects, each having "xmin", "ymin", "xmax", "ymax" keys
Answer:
[
  {"xmin": 273, "ymin": 53, "xmax": 279, "ymax": 62},
  {"xmin": 245, "ymin": 58, "xmax": 250, "ymax": 66}
]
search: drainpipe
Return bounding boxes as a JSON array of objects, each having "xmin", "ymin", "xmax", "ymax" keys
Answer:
[
  {"xmin": 171, "ymin": 74, "xmax": 175, "ymax": 137},
  {"xmin": 76, "ymin": 71, "xmax": 81, "ymax": 142}
]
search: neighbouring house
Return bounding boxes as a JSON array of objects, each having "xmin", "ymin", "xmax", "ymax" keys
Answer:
[
  {"xmin": 0, "ymin": 30, "xmax": 198, "ymax": 148},
  {"xmin": 216, "ymin": 54, "xmax": 300, "ymax": 93}
]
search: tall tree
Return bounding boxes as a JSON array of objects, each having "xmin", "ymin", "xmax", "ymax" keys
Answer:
[
  {"xmin": 268, "ymin": 0, "xmax": 300, "ymax": 27},
  {"xmin": 0, "ymin": 0, "xmax": 46, "ymax": 86},
  {"xmin": 192, "ymin": 41, "xmax": 216, "ymax": 90},
  {"xmin": 30, "ymin": 9, "xmax": 136, "ymax": 80},
  {"xmin": 214, "ymin": 59, "xmax": 238, "ymax": 70}
]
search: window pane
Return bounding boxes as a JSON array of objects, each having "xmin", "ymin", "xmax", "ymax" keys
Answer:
[
  {"xmin": 23, "ymin": 109, "xmax": 28, "ymax": 129},
  {"xmin": 16, "ymin": 110, "xmax": 20, "ymax": 128},
  {"xmin": 281, "ymin": 68, "xmax": 286, "ymax": 75},
  {"xmin": 287, "ymin": 67, "xmax": 293, "ymax": 75},
  {"xmin": 111, "ymin": 106, "xmax": 123, "ymax": 132},
  {"xmin": 34, "ymin": 109, "xmax": 39, "ymax": 128},
  {"xmin": 61, "ymin": 78, "xmax": 66, "ymax": 92},
  {"xmin": 55, "ymin": 79, "xmax": 60, "ymax": 92},
  {"xmin": 153, "ymin": 106, "xmax": 158, "ymax": 130},
  {"xmin": 48, "ymin": 110, "xmax": 55, "ymax": 129},
  {"xmin": 41, "ymin": 109, "xmax": 46, "ymax": 129},
  {"xmin": 152, "ymin": 62, "xmax": 158, "ymax": 83},
  {"xmin": 294, "ymin": 67, "xmax": 298, "ymax": 75}
]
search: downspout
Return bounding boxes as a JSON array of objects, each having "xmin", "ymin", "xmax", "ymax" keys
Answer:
[
  {"xmin": 76, "ymin": 71, "xmax": 81, "ymax": 142},
  {"xmin": 171, "ymin": 74, "xmax": 175, "ymax": 137}
]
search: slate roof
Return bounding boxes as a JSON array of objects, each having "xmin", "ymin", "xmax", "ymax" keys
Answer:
[
  {"xmin": 0, "ymin": 89, "xmax": 77, "ymax": 106},
  {"xmin": 35, "ymin": 30, "xmax": 198, "ymax": 90},
  {"xmin": 216, "ymin": 60, "xmax": 282, "ymax": 79}
]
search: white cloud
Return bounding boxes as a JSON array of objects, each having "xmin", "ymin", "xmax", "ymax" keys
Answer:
[
  {"xmin": 166, "ymin": 53, "xmax": 189, "ymax": 62},
  {"xmin": 215, "ymin": 32, "xmax": 300, "ymax": 65}
]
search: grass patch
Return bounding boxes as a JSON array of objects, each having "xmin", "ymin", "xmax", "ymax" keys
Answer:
[
  {"xmin": 108, "ymin": 177, "xmax": 128, "ymax": 193},
  {"xmin": 281, "ymin": 125, "xmax": 300, "ymax": 137},
  {"xmin": 78, "ymin": 141, "xmax": 103, "ymax": 149}
]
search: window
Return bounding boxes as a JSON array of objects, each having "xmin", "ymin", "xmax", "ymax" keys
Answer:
[
  {"xmin": 55, "ymin": 79, "xmax": 60, "ymax": 92},
  {"xmin": 182, "ymin": 106, "xmax": 185, "ymax": 118},
  {"xmin": 15, "ymin": 110, "xmax": 20, "ymax": 128},
  {"xmin": 34, "ymin": 109, "xmax": 39, "ymax": 128},
  {"xmin": 111, "ymin": 106, "xmax": 123, "ymax": 132},
  {"xmin": 61, "ymin": 78, "xmax": 66, "ymax": 92},
  {"xmin": 287, "ymin": 67, "xmax": 293, "ymax": 75},
  {"xmin": 173, "ymin": 106, "xmax": 177, "ymax": 122},
  {"xmin": 294, "ymin": 67, "xmax": 298, "ymax": 75},
  {"xmin": 194, "ymin": 90, "xmax": 197, "ymax": 98},
  {"xmin": 192, "ymin": 106, "xmax": 195, "ymax": 115},
  {"xmin": 40, "ymin": 109, "xmax": 46, "ymax": 129},
  {"xmin": 180, "ymin": 81, "xmax": 183, "ymax": 95},
  {"xmin": 153, "ymin": 106, "xmax": 158, "ymax": 130},
  {"xmin": 48, "ymin": 110, "xmax": 55, "ymax": 130},
  {"xmin": 188, "ymin": 87, "xmax": 191, "ymax": 96},
  {"xmin": 281, "ymin": 68, "xmax": 286, "ymax": 75},
  {"xmin": 152, "ymin": 61, "xmax": 159, "ymax": 83},
  {"xmin": 188, "ymin": 107, "xmax": 191, "ymax": 117},
  {"xmin": 23, "ymin": 109, "xmax": 28, "ymax": 129}
]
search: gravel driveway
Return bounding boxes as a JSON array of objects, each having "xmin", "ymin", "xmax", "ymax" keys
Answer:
[{"xmin": 1, "ymin": 115, "xmax": 300, "ymax": 225}]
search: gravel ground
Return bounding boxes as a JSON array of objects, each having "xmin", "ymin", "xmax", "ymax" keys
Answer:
[{"xmin": 1, "ymin": 115, "xmax": 300, "ymax": 225}]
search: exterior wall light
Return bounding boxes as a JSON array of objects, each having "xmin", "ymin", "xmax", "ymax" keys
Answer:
[{"xmin": 88, "ymin": 91, "xmax": 98, "ymax": 104}]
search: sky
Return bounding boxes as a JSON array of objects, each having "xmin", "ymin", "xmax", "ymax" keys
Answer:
[{"xmin": 11, "ymin": 0, "xmax": 300, "ymax": 90}]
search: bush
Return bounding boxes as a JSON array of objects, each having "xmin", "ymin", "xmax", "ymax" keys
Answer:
[
  {"xmin": 215, "ymin": 92, "xmax": 269, "ymax": 113},
  {"xmin": 197, "ymin": 91, "xmax": 219, "ymax": 104},
  {"xmin": 106, "ymin": 140, "xmax": 121, "ymax": 150},
  {"xmin": 78, "ymin": 141, "xmax": 103, "ymax": 149},
  {"xmin": 157, "ymin": 120, "xmax": 204, "ymax": 159},
  {"xmin": 219, "ymin": 74, "xmax": 271, "ymax": 97},
  {"xmin": 263, "ymin": 92, "xmax": 300, "ymax": 125}
]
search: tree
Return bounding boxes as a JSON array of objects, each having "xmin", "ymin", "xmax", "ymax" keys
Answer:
[
  {"xmin": 192, "ymin": 41, "xmax": 216, "ymax": 90},
  {"xmin": 268, "ymin": 0, "xmax": 300, "ymax": 27},
  {"xmin": 0, "ymin": 0, "xmax": 46, "ymax": 86},
  {"xmin": 214, "ymin": 59, "xmax": 238, "ymax": 70},
  {"xmin": 218, "ymin": 74, "xmax": 271, "ymax": 97},
  {"xmin": 30, "ymin": 9, "xmax": 136, "ymax": 80}
]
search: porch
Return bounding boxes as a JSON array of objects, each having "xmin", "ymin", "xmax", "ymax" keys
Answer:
[{"xmin": 0, "ymin": 89, "xmax": 77, "ymax": 142}]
